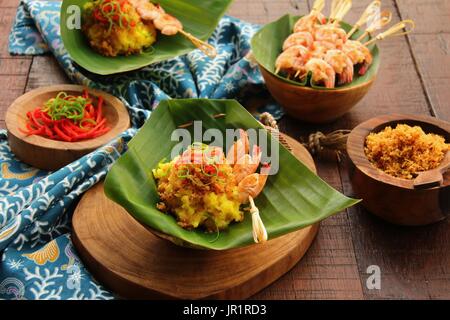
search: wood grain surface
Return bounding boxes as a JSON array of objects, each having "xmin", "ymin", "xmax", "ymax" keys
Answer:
[{"xmin": 1, "ymin": 0, "xmax": 449, "ymax": 299}]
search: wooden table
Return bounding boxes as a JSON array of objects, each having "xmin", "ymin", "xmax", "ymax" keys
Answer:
[{"xmin": 1, "ymin": 0, "xmax": 449, "ymax": 299}]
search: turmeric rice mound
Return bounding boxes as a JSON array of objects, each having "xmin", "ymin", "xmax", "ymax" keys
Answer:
[
  {"xmin": 365, "ymin": 124, "xmax": 449, "ymax": 179},
  {"xmin": 82, "ymin": 0, "xmax": 157, "ymax": 57}
]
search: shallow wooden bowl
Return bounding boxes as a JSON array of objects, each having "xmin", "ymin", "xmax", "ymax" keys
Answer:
[
  {"xmin": 6, "ymin": 85, "xmax": 130, "ymax": 171},
  {"xmin": 259, "ymin": 65, "xmax": 376, "ymax": 123},
  {"xmin": 347, "ymin": 114, "xmax": 450, "ymax": 226}
]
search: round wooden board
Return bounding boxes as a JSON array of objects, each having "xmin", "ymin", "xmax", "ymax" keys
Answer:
[{"xmin": 72, "ymin": 134, "xmax": 319, "ymax": 299}]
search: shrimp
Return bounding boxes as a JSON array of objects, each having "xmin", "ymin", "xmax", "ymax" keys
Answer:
[
  {"xmin": 324, "ymin": 49, "xmax": 354, "ymax": 85},
  {"xmin": 153, "ymin": 11, "xmax": 183, "ymax": 36},
  {"xmin": 275, "ymin": 45, "xmax": 310, "ymax": 76},
  {"xmin": 128, "ymin": 0, "xmax": 182, "ymax": 36},
  {"xmin": 226, "ymin": 129, "xmax": 249, "ymax": 165},
  {"xmin": 293, "ymin": 12, "xmax": 327, "ymax": 33},
  {"xmin": 233, "ymin": 145, "xmax": 262, "ymax": 183},
  {"xmin": 304, "ymin": 58, "xmax": 336, "ymax": 88},
  {"xmin": 282, "ymin": 32, "xmax": 314, "ymax": 50},
  {"xmin": 311, "ymin": 40, "xmax": 337, "ymax": 58},
  {"xmin": 314, "ymin": 25, "xmax": 347, "ymax": 47},
  {"xmin": 342, "ymin": 40, "xmax": 373, "ymax": 75},
  {"xmin": 237, "ymin": 164, "xmax": 271, "ymax": 203}
]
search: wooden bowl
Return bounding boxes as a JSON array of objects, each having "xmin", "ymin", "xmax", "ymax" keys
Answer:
[
  {"xmin": 347, "ymin": 114, "xmax": 450, "ymax": 226},
  {"xmin": 260, "ymin": 65, "xmax": 376, "ymax": 123},
  {"xmin": 5, "ymin": 85, "xmax": 130, "ymax": 171}
]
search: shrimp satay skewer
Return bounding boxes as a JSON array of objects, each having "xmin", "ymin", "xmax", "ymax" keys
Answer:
[
  {"xmin": 342, "ymin": 40, "xmax": 373, "ymax": 75},
  {"xmin": 303, "ymin": 58, "xmax": 336, "ymax": 88},
  {"xmin": 313, "ymin": 0, "xmax": 351, "ymax": 47},
  {"xmin": 128, "ymin": 0, "xmax": 217, "ymax": 58},
  {"xmin": 344, "ymin": 20, "xmax": 415, "ymax": 75},
  {"xmin": 282, "ymin": 31, "xmax": 314, "ymax": 50},
  {"xmin": 356, "ymin": 10, "xmax": 392, "ymax": 41},
  {"xmin": 328, "ymin": 0, "xmax": 352, "ymax": 27},
  {"xmin": 324, "ymin": 49, "xmax": 354, "ymax": 84},
  {"xmin": 275, "ymin": 45, "xmax": 311, "ymax": 77},
  {"xmin": 311, "ymin": 40, "xmax": 338, "ymax": 58},
  {"xmin": 347, "ymin": 0, "xmax": 381, "ymax": 38},
  {"xmin": 227, "ymin": 131, "xmax": 271, "ymax": 244},
  {"xmin": 364, "ymin": 19, "xmax": 415, "ymax": 46},
  {"xmin": 314, "ymin": 25, "xmax": 348, "ymax": 47},
  {"xmin": 293, "ymin": 0, "xmax": 327, "ymax": 33}
]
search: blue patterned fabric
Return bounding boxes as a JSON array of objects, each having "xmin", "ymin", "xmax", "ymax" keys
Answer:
[{"xmin": 1, "ymin": 0, "xmax": 284, "ymax": 300}]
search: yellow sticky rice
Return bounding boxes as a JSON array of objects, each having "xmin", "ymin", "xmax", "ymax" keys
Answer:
[
  {"xmin": 365, "ymin": 124, "xmax": 449, "ymax": 179},
  {"xmin": 153, "ymin": 148, "xmax": 244, "ymax": 232},
  {"xmin": 82, "ymin": 0, "xmax": 157, "ymax": 57}
]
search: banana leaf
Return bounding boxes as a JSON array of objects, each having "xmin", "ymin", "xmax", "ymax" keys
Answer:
[
  {"xmin": 104, "ymin": 99, "xmax": 359, "ymax": 250},
  {"xmin": 60, "ymin": 0, "xmax": 233, "ymax": 75},
  {"xmin": 251, "ymin": 14, "xmax": 380, "ymax": 89}
]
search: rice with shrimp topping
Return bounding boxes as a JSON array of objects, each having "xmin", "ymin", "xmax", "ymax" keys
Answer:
[
  {"xmin": 153, "ymin": 144, "xmax": 244, "ymax": 232},
  {"xmin": 364, "ymin": 124, "xmax": 449, "ymax": 179}
]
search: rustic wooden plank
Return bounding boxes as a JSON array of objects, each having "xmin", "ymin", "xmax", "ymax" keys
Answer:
[
  {"xmin": 0, "ymin": 0, "xmax": 22, "ymax": 8},
  {"xmin": 253, "ymin": 115, "xmax": 364, "ymax": 299},
  {"xmin": 334, "ymin": 0, "xmax": 448, "ymax": 300},
  {"xmin": 303, "ymin": 0, "xmax": 447, "ymax": 299},
  {"xmin": 340, "ymin": 158, "xmax": 450, "ymax": 299},
  {"xmin": 0, "ymin": 8, "xmax": 25, "ymax": 59},
  {"xmin": 395, "ymin": 0, "xmax": 450, "ymax": 120},
  {"xmin": 406, "ymin": 34, "xmax": 450, "ymax": 121},
  {"xmin": 0, "ymin": 57, "xmax": 31, "ymax": 124},
  {"xmin": 0, "ymin": 57, "xmax": 31, "ymax": 75},
  {"xmin": 0, "ymin": 74, "xmax": 28, "ymax": 118},
  {"xmin": 228, "ymin": 0, "xmax": 309, "ymax": 24},
  {"xmin": 396, "ymin": 0, "xmax": 450, "ymax": 34},
  {"xmin": 25, "ymin": 55, "xmax": 69, "ymax": 91}
]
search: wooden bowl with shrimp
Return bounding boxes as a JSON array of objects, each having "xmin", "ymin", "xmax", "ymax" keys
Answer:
[
  {"xmin": 5, "ymin": 85, "xmax": 130, "ymax": 171},
  {"xmin": 251, "ymin": 14, "xmax": 380, "ymax": 124}
]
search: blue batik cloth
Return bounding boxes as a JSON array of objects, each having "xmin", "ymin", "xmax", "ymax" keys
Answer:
[{"xmin": 1, "ymin": 0, "xmax": 283, "ymax": 300}]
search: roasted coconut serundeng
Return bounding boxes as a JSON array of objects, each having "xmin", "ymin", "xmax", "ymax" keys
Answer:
[{"xmin": 365, "ymin": 124, "xmax": 449, "ymax": 179}]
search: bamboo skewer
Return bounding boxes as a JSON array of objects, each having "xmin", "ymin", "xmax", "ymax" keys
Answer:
[
  {"xmin": 356, "ymin": 10, "xmax": 392, "ymax": 42},
  {"xmin": 347, "ymin": 0, "xmax": 381, "ymax": 38},
  {"xmin": 329, "ymin": 0, "xmax": 352, "ymax": 26},
  {"xmin": 178, "ymin": 29, "xmax": 217, "ymax": 58},
  {"xmin": 249, "ymin": 196, "xmax": 268, "ymax": 244},
  {"xmin": 364, "ymin": 19, "xmax": 415, "ymax": 46},
  {"xmin": 311, "ymin": 0, "xmax": 326, "ymax": 15}
]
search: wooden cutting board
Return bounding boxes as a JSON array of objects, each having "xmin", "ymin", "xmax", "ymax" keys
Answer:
[{"xmin": 72, "ymin": 134, "xmax": 319, "ymax": 299}]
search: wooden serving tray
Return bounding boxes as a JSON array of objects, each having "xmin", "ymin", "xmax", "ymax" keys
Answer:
[{"xmin": 72, "ymin": 134, "xmax": 319, "ymax": 299}]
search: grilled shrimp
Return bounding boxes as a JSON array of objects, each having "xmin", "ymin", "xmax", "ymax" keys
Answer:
[
  {"xmin": 282, "ymin": 32, "xmax": 314, "ymax": 50},
  {"xmin": 314, "ymin": 25, "xmax": 347, "ymax": 47},
  {"xmin": 226, "ymin": 129, "xmax": 249, "ymax": 165},
  {"xmin": 324, "ymin": 49, "xmax": 354, "ymax": 84},
  {"xmin": 304, "ymin": 58, "xmax": 336, "ymax": 88},
  {"xmin": 342, "ymin": 40, "xmax": 373, "ymax": 75},
  {"xmin": 293, "ymin": 12, "xmax": 327, "ymax": 33},
  {"xmin": 237, "ymin": 164, "xmax": 271, "ymax": 203},
  {"xmin": 275, "ymin": 45, "xmax": 310, "ymax": 76},
  {"xmin": 128, "ymin": 0, "xmax": 182, "ymax": 36},
  {"xmin": 311, "ymin": 40, "xmax": 338, "ymax": 58},
  {"xmin": 233, "ymin": 145, "xmax": 262, "ymax": 183}
]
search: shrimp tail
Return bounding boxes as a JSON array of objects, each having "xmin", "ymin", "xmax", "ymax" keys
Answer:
[{"xmin": 358, "ymin": 62, "xmax": 370, "ymax": 75}]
